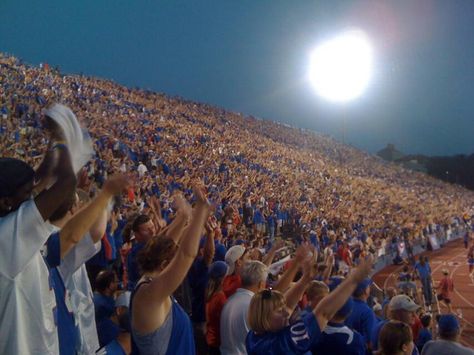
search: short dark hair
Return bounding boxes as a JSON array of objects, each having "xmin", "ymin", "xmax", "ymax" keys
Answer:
[
  {"xmin": 0, "ymin": 158, "xmax": 35, "ymax": 198},
  {"xmin": 132, "ymin": 214, "xmax": 151, "ymax": 232},
  {"xmin": 95, "ymin": 270, "xmax": 117, "ymax": 292},
  {"xmin": 420, "ymin": 314, "xmax": 431, "ymax": 327}
]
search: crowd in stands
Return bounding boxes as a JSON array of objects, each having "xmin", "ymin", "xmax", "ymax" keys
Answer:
[{"xmin": 1, "ymin": 52, "xmax": 474, "ymax": 354}]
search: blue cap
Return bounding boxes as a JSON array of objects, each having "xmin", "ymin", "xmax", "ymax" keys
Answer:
[
  {"xmin": 354, "ymin": 278, "xmax": 372, "ymax": 295},
  {"xmin": 328, "ymin": 276, "xmax": 344, "ymax": 291},
  {"xmin": 438, "ymin": 314, "xmax": 460, "ymax": 334},
  {"xmin": 335, "ymin": 297, "xmax": 354, "ymax": 318},
  {"xmin": 209, "ymin": 261, "xmax": 228, "ymax": 279}
]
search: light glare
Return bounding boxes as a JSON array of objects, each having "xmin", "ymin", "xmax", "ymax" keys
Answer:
[{"xmin": 309, "ymin": 29, "xmax": 373, "ymax": 102}]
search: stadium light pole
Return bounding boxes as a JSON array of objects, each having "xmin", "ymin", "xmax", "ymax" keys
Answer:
[{"xmin": 308, "ymin": 29, "xmax": 373, "ymax": 144}]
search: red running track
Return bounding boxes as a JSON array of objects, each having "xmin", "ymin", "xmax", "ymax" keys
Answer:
[{"xmin": 373, "ymin": 239, "xmax": 474, "ymax": 348}]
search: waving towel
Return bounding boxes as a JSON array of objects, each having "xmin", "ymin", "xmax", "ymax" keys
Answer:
[{"xmin": 44, "ymin": 103, "xmax": 94, "ymax": 174}]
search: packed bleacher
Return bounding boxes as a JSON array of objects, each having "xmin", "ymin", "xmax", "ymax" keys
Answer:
[{"xmin": 1, "ymin": 52, "xmax": 474, "ymax": 354}]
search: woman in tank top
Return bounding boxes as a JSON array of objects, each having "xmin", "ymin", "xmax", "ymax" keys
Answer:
[{"xmin": 130, "ymin": 184, "xmax": 211, "ymax": 355}]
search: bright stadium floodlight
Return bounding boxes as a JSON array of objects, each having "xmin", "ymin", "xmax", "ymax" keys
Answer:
[{"xmin": 308, "ymin": 29, "xmax": 373, "ymax": 103}]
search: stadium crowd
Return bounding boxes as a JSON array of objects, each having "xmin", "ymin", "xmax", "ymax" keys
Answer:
[{"xmin": 1, "ymin": 53, "xmax": 474, "ymax": 354}]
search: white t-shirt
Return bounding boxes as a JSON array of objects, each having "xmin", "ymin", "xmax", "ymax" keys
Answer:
[
  {"xmin": 59, "ymin": 233, "xmax": 102, "ymax": 355},
  {"xmin": 0, "ymin": 200, "xmax": 58, "ymax": 354},
  {"xmin": 137, "ymin": 163, "xmax": 148, "ymax": 177},
  {"xmin": 220, "ymin": 288, "xmax": 254, "ymax": 355}
]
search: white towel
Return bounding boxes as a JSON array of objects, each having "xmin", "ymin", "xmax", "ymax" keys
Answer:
[{"xmin": 44, "ymin": 103, "xmax": 94, "ymax": 174}]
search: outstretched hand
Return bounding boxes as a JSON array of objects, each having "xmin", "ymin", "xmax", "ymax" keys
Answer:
[
  {"xmin": 302, "ymin": 255, "xmax": 318, "ymax": 282},
  {"xmin": 173, "ymin": 193, "xmax": 192, "ymax": 218},
  {"xmin": 351, "ymin": 254, "xmax": 374, "ymax": 284},
  {"xmin": 103, "ymin": 174, "xmax": 131, "ymax": 196},
  {"xmin": 206, "ymin": 215, "xmax": 218, "ymax": 232},
  {"xmin": 294, "ymin": 242, "xmax": 312, "ymax": 263},
  {"xmin": 192, "ymin": 180, "xmax": 210, "ymax": 208}
]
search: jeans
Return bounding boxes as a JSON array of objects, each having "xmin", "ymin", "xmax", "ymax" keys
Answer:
[{"xmin": 420, "ymin": 276, "xmax": 433, "ymax": 305}]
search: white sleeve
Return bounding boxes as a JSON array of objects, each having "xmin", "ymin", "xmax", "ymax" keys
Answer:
[
  {"xmin": 59, "ymin": 233, "xmax": 101, "ymax": 281},
  {"xmin": 0, "ymin": 199, "xmax": 55, "ymax": 278}
]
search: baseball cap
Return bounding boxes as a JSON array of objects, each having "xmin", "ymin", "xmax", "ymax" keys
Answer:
[
  {"xmin": 373, "ymin": 303, "xmax": 382, "ymax": 312},
  {"xmin": 438, "ymin": 314, "xmax": 460, "ymax": 334},
  {"xmin": 354, "ymin": 278, "xmax": 373, "ymax": 294},
  {"xmin": 389, "ymin": 295, "xmax": 420, "ymax": 312},
  {"xmin": 209, "ymin": 261, "xmax": 229, "ymax": 279},
  {"xmin": 0, "ymin": 158, "xmax": 35, "ymax": 198},
  {"xmin": 328, "ymin": 276, "xmax": 344, "ymax": 291},
  {"xmin": 225, "ymin": 245, "xmax": 246, "ymax": 274}
]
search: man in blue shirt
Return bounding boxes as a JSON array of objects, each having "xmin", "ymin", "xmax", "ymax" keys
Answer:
[
  {"xmin": 414, "ymin": 256, "xmax": 433, "ymax": 307},
  {"xmin": 345, "ymin": 278, "xmax": 376, "ymax": 353},
  {"xmin": 312, "ymin": 297, "xmax": 365, "ymax": 355},
  {"xmin": 94, "ymin": 270, "xmax": 119, "ymax": 347},
  {"xmin": 126, "ymin": 214, "xmax": 155, "ymax": 290},
  {"xmin": 188, "ymin": 229, "xmax": 215, "ymax": 355},
  {"xmin": 416, "ymin": 314, "xmax": 432, "ymax": 353}
]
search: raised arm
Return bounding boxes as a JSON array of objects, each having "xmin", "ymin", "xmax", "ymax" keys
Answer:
[
  {"xmin": 149, "ymin": 195, "xmax": 167, "ymax": 231},
  {"xmin": 59, "ymin": 175, "xmax": 129, "ymax": 258},
  {"xmin": 203, "ymin": 219, "xmax": 216, "ymax": 266},
  {"xmin": 284, "ymin": 251, "xmax": 317, "ymax": 311},
  {"xmin": 159, "ymin": 194, "xmax": 192, "ymax": 243},
  {"xmin": 262, "ymin": 239, "xmax": 285, "ymax": 266},
  {"xmin": 89, "ymin": 209, "xmax": 108, "ymax": 243},
  {"xmin": 322, "ymin": 254, "xmax": 334, "ymax": 282},
  {"xmin": 273, "ymin": 243, "xmax": 308, "ymax": 293},
  {"xmin": 33, "ymin": 139, "xmax": 56, "ymax": 194},
  {"xmin": 34, "ymin": 118, "xmax": 77, "ymax": 221},
  {"xmin": 314, "ymin": 255, "xmax": 373, "ymax": 330},
  {"xmin": 142, "ymin": 182, "xmax": 211, "ymax": 303}
]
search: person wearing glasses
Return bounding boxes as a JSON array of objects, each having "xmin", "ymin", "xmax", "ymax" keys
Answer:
[{"xmin": 245, "ymin": 255, "xmax": 373, "ymax": 354}]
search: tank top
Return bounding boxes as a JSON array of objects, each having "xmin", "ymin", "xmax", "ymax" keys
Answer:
[{"xmin": 130, "ymin": 279, "xmax": 196, "ymax": 355}]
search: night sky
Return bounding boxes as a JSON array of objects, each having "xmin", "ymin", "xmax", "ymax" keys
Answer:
[{"xmin": 1, "ymin": 0, "xmax": 473, "ymax": 156}]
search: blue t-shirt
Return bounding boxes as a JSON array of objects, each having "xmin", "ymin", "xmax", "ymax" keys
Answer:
[
  {"xmin": 97, "ymin": 317, "xmax": 120, "ymax": 348},
  {"xmin": 415, "ymin": 328, "xmax": 432, "ymax": 352},
  {"xmin": 94, "ymin": 293, "xmax": 116, "ymax": 323},
  {"xmin": 187, "ymin": 257, "xmax": 209, "ymax": 323},
  {"xmin": 214, "ymin": 241, "xmax": 227, "ymax": 262},
  {"xmin": 44, "ymin": 233, "xmax": 78, "ymax": 355},
  {"xmin": 127, "ymin": 242, "xmax": 145, "ymax": 290},
  {"xmin": 345, "ymin": 299, "xmax": 376, "ymax": 345},
  {"xmin": 414, "ymin": 263, "xmax": 431, "ymax": 279},
  {"xmin": 246, "ymin": 311, "xmax": 321, "ymax": 355},
  {"xmin": 253, "ymin": 209, "xmax": 264, "ymax": 224},
  {"xmin": 312, "ymin": 322, "xmax": 365, "ymax": 355},
  {"xmin": 309, "ymin": 232, "xmax": 319, "ymax": 250},
  {"xmin": 104, "ymin": 338, "xmax": 126, "ymax": 354}
]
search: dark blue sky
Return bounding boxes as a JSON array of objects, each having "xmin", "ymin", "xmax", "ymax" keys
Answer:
[{"xmin": 1, "ymin": 1, "xmax": 473, "ymax": 155}]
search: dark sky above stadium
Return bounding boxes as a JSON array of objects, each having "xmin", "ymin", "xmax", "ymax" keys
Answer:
[{"xmin": 1, "ymin": 1, "xmax": 473, "ymax": 156}]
